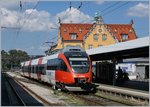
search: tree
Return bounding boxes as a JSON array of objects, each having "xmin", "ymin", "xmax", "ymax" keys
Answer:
[
  {"xmin": 1, "ymin": 50, "xmax": 9, "ymax": 70},
  {"xmin": 1, "ymin": 49, "xmax": 30, "ymax": 70}
]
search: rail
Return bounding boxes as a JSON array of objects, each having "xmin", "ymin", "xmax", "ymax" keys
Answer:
[
  {"xmin": 5, "ymin": 75, "xmax": 26, "ymax": 106},
  {"xmin": 13, "ymin": 77, "xmax": 60, "ymax": 106}
]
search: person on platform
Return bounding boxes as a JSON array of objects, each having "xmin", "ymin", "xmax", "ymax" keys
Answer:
[{"xmin": 117, "ymin": 66, "xmax": 123, "ymax": 81}]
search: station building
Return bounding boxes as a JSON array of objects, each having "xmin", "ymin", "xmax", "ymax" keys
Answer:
[{"xmin": 53, "ymin": 15, "xmax": 137, "ymax": 51}]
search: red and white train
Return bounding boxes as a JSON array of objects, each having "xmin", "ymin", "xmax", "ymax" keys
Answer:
[{"xmin": 21, "ymin": 46, "xmax": 94, "ymax": 91}]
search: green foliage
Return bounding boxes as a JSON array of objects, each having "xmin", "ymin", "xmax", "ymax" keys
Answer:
[{"xmin": 1, "ymin": 49, "xmax": 30, "ymax": 70}]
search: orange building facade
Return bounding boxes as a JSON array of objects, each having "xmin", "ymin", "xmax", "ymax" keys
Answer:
[{"xmin": 53, "ymin": 16, "xmax": 137, "ymax": 51}]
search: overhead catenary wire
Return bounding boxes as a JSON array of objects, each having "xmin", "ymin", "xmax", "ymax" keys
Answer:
[
  {"xmin": 59, "ymin": 1, "xmax": 83, "ymax": 24},
  {"xmin": 12, "ymin": 0, "xmax": 39, "ymax": 49},
  {"xmin": 11, "ymin": 1, "xmax": 23, "ymax": 50},
  {"xmin": 51, "ymin": 2, "xmax": 131, "ymax": 49},
  {"xmin": 80, "ymin": 1, "xmax": 130, "ymax": 23},
  {"xmin": 47, "ymin": 2, "xmax": 127, "ymax": 46},
  {"xmin": 80, "ymin": 2, "xmax": 121, "ymax": 23},
  {"xmin": 12, "ymin": 1, "xmax": 131, "ymax": 54},
  {"xmin": 100, "ymin": 1, "xmax": 121, "ymax": 13},
  {"xmin": 43, "ymin": 1, "xmax": 80, "ymax": 51},
  {"xmin": 17, "ymin": 1, "xmax": 39, "ymax": 35},
  {"xmin": 102, "ymin": 1, "xmax": 130, "ymax": 16}
]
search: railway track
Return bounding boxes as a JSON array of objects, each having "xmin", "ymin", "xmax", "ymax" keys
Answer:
[
  {"xmin": 6, "ymin": 77, "xmax": 27, "ymax": 106},
  {"xmin": 2, "ymin": 73, "xmax": 45, "ymax": 106},
  {"xmin": 14, "ymin": 78, "xmax": 60, "ymax": 106},
  {"xmin": 3, "ymin": 73, "xmax": 26, "ymax": 106},
  {"xmin": 7, "ymin": 72, "xmax": 149, "ymax": 106},
  {"xmin": 66, "ymin": 91, "xmax": 129, "ymax": 106}
]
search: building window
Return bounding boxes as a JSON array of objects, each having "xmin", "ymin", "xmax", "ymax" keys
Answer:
[
  {"xmin": 88, "ymin": 45, "xmax": 93, "ymax": 49},
  {"xmin": 79, "ymin": 29, "xmax": 82, "ymax": 33},
  {"xmin": 121, "ymin": 34, "xmax": 128, "ymax": 41},
  {"xmin": 94, "ymin": 34, "xmax": 98, "ymax": 41},
  {"xmin": 102, "ymin": 34, "xmax": 107, "ymax": 41},
  {"xmin": 70, "ymin": 33, "xmax": 77, "ymax": 40}
]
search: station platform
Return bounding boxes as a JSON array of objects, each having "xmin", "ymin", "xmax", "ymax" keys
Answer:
[
  {"xmin": 116, "ymin": 80, "xmax": 149, "ymax": 91},
  {"xmin": 95, "ymin": 82, "xmax": 149, "ymax": 100}
]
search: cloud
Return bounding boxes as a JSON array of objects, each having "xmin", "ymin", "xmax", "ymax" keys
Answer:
[
  {"xmin": 22, "ymin": 9, "xmax": 55, "ymax": 31},
  {"xmin": 0, "ymin": 8, "xmax": 19, "ymax": 28},
  {"xmin": 56, "ymin": 7, "xmax": 92, "ymax": 23},
  {"xmin": 0, "ymin": 8, "xmax": 56, "ymax": 32},
  {"xmin": 127, "ymin": 3, "xmax": 149, "ymax": 17},
  {"xmin": 1, "ymin": 7, "xmax": 92, "ymax": 32}
]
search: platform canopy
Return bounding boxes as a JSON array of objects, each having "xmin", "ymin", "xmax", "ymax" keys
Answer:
[{"xmin": 86, "ymin": 36, "xmax": 149, "ymax": 61}]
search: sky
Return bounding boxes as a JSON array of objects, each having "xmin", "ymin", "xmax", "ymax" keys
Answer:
[{"xmin": 0, "ymin": 0, "xmax": 149, "ymax": 55}]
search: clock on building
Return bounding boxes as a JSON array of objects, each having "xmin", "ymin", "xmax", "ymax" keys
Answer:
[{"xmin": 98, "ymin": 29, "xmax": 102, "ymax": 33}]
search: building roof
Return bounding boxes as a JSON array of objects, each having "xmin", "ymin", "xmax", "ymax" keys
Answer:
[
  {"xmin": 60, "ymin": 23, "xmax": 93, "ymax": 41},
  {"xmin": 60, "ymin": 23, "xmax": 137, "ymax": 42},
  {"xmin": 106, "ymin": 24, "xmax": 137, "ymax": 42}
]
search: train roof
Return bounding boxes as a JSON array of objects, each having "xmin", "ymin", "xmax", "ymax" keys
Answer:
[{"xmin": 21, "ymin": 46, "xmax": 85, "ymax": 66}]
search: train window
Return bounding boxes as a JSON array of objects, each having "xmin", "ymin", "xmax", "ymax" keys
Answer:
[
  {"xmin": 39, "ymin": 66, "xmax": 45, "ymax": 74},
  {"xmin": 47, "ymin": 58, "xmax": 68, "ymax": 71},
  {"xmin": 60, "ymin": 60, "xmax": 67, "ymax": 71},
  {"xmin": 33, "ymin": 66, "xmax": 35, "ymax": 72},
  {"xmin": 22, "ymin": 67, "xmax": 25, "ymax": 72},
  {"xmin": 24, "ymin": 67, "xmax": 26, "ymax": 72},
  {"xmin": 47, "ymin": 65, "xmax": 57, "ymax": 70},
  {"xmin": 42, "ymin": 66, "xmax": 46, "ymax": 75},
  {"xmin": 28, "ymin": 66, "xmax": 31, "ymax": 73},
  {"xmin": 36, "ymin": 66, "xmax": 38, "ymax": 73},
  {"xmin": 31, "ymin": 66, "xmax": 34, "ymax": 73},
  {"xmin": 26, "ymin": 66, "xmax": 28, "ymax": 72},
  {"xmin": 32, "ymin": 66, "xmax": 34, "ymax": 73},
  {"xmin": 25, "ymin": 66, "xmax": 27, "ymax": 72},
  {"xmin": 34, "ymin": 66, "xmax": 36, "ymax": 73}
]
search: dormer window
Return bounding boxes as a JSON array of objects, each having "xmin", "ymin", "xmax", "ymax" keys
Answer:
[
  {"xmin": 121, "ymin": 34, "xmax": 128, "ymax": 41},
  {"xmin": 64, "ymin": 29, "xmax": 67, "ymax": 32},
  {"xmin": 70, "ymin": 33, "xmax": 77, "ymax": 40},
  {"xmin": 129, "ymin": 29, "xmax": 132, "ymax": 33},
  {"xmin": 79, "ymin": 29, "xmax": 82, "ymax": 33}
]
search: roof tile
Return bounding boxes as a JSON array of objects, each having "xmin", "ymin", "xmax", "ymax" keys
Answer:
[{"xmin": 60, "ymin": 23, "xmax": 137, "ymax": 42}]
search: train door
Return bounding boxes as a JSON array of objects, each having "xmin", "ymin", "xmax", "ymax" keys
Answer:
[
  {"xmin": 46, "ymin": 69, "xmax": 56, "ymax": 85},
  {"xmin": 28, "ymin": 66, "xmax": 31, "ymax": 78},
  {"xmin": 37, "ymin": 66, "xmax": 41, "ymax": 80},
  {"xmin": 145, "ymin": 65, "xmax": 149, "ymax": 79},
  {"xmin": 31, "ymin": 66, "xmax": 34, "ymax": 78},
  {"xmin": 33, "ymin": 66, "xmax": 37, "ymax": 79},
  {"xmin": 46, "ymin": 59, "xmax": 56, "ymax": 85}
]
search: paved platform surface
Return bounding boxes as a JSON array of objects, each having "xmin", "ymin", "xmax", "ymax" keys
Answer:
[
  {"xmin": 95, "ymin": 83, "xmax": 149, "ymax": 99},
  {"xmin": 6, "ymin": 72, "xmax": 67, "ymax": 105},
  {"xmin": 116, "ymin": 80, "xmax": 149, "ymax": 91}
]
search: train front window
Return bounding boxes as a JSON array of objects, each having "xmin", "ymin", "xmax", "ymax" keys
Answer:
[{"xmin": 69, "ymin": 58, "xmax": 90, "ymax": 73}]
